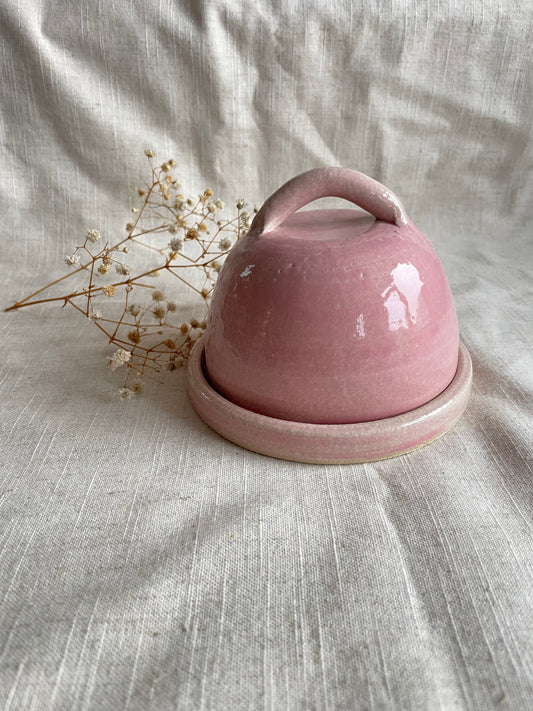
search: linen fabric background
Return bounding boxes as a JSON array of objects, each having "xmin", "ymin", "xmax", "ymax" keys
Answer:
[{"xmin": 1, "ymin": 1, "xmax": 532, "ymax": 709}]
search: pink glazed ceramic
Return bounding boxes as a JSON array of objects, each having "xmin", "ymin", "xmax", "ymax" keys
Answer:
[{"xmin": 188, "ymin": 167, "xmax": 472, "ymax": 462}]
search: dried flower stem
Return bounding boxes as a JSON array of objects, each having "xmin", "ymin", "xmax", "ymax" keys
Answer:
[{"xmin": 6, "ymin": 152, "xmax": 255, "ymax": 397}]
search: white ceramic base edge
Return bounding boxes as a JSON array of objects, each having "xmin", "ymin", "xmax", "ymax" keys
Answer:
[{"xmin": 187, "ymin": 337, "xmax": 473, "ymax": 464}]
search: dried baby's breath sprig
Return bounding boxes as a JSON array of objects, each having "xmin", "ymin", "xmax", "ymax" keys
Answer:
[
  {"xmin": 6, "ymin": 154, "xmax": 250, "ymax": 397},
  {"xmin": 86, "ymin": 229, "xmax": 101, "ymax": 243},
  {"xmin": 107, "ymin": 348, "xmax": 131, "ymax": 370},
  {"xmin": 64, "ymin": 254, "xmax": 81, "ymax": 267}
]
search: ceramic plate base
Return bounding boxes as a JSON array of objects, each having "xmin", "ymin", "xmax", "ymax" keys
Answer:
[{"xmin": 187, "ymin": 337, "xmax": 472, "ymax": 464}]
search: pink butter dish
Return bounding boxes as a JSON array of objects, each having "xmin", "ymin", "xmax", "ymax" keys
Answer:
[{"xmin": 187, "ymin": 167, "xmax": 472, "ymax": 463}]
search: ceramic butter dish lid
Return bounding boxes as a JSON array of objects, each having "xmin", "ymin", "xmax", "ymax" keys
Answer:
[{"xmin": 187, "ymin": 167, "xmax": 472, "ymax": 463}]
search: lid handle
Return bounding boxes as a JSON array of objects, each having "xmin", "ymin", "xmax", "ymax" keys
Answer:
[{"xmin": 251, "ymin": 167, "xmax": 409, "ymax": 236}]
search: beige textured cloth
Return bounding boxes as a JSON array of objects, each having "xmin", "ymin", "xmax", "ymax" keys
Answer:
[{"xmin": 1, "ymin": 1, "xmax": 532, "ymax": 709}]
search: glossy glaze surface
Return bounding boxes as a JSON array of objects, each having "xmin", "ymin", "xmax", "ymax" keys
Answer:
[
  {"xmin": 205, "ymin": 209, "xmax": 458, "ymax": 423},
  {"xmin": 202, "ymin": 167, "xmax": 460, "ymax": 426}
]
